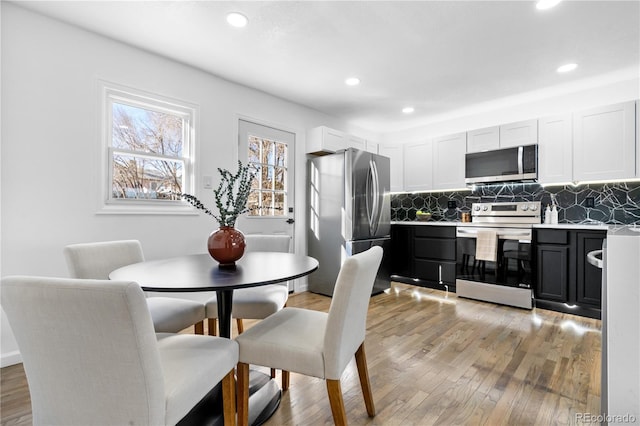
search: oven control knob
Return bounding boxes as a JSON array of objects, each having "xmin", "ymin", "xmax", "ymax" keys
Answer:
[
  {"xmin": 530, "ymin": 204, "xmax": 538, "ymax": 211},
  {"xmin": 521, "ymin": 205, "xmax": 529, "ymax": 211},
  {"xmin": 474, "ymin": 205, "xmax": 481, "ymax": 211},
  {"xmin": 482, "ymin": 206, "xmax": 488, "ymax": 211}
]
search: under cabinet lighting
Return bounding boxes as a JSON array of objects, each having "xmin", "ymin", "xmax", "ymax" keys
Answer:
[
  {"xmin": 575, "ymin": 178, "xmax": 640, "ymax": 186},
  {"xmin": 402, "ymin": 107, "xmax": 415, "ymax": 114}
]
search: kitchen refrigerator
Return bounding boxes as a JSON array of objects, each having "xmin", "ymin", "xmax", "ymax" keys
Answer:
[{"xmin": 307, "ymin": 148, "xmax": 391, "ymax": 296}]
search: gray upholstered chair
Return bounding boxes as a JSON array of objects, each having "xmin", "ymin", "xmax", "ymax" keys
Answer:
[
  {"xmin": 235, "ymin": 246, "xmax": 383, "ymax": 426},
  {"xmin": 64, "ymin": 240, "xmax": 206, "ymax": 334},
  {"xmin": 1, "ymin": 276, "xmax": 238, "ymax": 426},
  {"xmin": 206, "ymin": 234, "xmax": 291, "ymax": 336}
]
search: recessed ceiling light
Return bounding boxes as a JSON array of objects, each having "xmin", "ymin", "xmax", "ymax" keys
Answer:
[
  {"xmin": 226, "ymin": 12, "xmax": 248, "ymax": 28},
  {"xmin": 402, "ymin": 107, "xmax": 415, "ymax": 114},
  {"xmin": 557, "ymin": 63, "xmax": 578, "ymax": 73},
  {"xmin": 536, "ymin": 0, "xmax": 562, "ymax": 10},
  {"xmin": 345, "ymin": 77, "xmax": 360, "ymax": 86}
]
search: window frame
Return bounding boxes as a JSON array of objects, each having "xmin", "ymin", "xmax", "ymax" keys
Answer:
[{"xmin": 98, "ymin": 81, "xmax": 198, "ymax": 215}]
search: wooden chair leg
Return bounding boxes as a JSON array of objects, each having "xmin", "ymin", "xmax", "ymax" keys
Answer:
[
  {"xmin": 208, "ymin": 318, "xmax": 217, "ymax": 336},
  {"xmin": 326, "ymin": 379, "xmax": 347, "ymax": 426},
  {"xmin": 270, "ymin": 368, "xmax": 276, "ymax": 379},
  {"xmin": 236, "ymin": 318, "xmax": 244, "ymax": 334},
  {"xmin": 355, "ymin": 343, "xmax": 376, "ymax": 417},
  {"xmin": 221, "ymin": 369, "xmax": 236, "ymax": 426},
  {"xmin": 237, "ymin": 362, "xmax": 250, "ymax": 426},
  {"xmin": 282, "ymin": 370, "xmax": 290, "ymax": 391},
  {"xmin": 194, "ymin": 321, "xmax": 204, "ymax": 335}
]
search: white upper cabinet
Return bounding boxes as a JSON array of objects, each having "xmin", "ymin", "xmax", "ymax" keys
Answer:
[
  {"xmin": 346, "ymin": 134, "xmax": 366, "ymax": 151},
  {"xmin": 306, "ymin": 126, "xmax": 376, "ymax": 155},
  {"xmin": 468, "ymin": 120, "xmax": 538, "ymax": 153},
  {"xmin": 403, "ymin": 140, "xmax": 433, "ymax": 192},
  {"xmin": 306, "ymin": 126, "xmax": 345, "ymax": 154},
  {"xmin": 637, "ymin": 100, "xmax": 639, "ymax": 178},
  {"xmin": 365, "ymin": 140, "xmax": 378, "ymax": 154},
  {"xmin": 499, "ymin": 119, "xmax": 538, "ymax": 148},
  {"xmin": 378, "ymin": 144, "xmax": 404, "ymax": 192},
  {"xmin": 538, "ymin": 114, "xmax": 573, "ymax": 184},
  {"xmin": 573, "ymin": 101, "xmax": 636, "ymax": 182},
  {"xmin": 467, "ymin": 126, "xmax": 499, "ymax": 153},
  {"xmin": 433, "ymin": 132, "xmax": 467, "ymax": 190}
]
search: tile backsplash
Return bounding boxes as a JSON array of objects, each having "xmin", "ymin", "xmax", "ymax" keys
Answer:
[{"xmin": 391, "ymin": 181, "xmax": 640, "ymax": 225}]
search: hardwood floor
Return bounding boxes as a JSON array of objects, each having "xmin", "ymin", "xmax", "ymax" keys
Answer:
[{"xmin": 1, "ymin": 283, "xmax": 601, "ymax": 426}]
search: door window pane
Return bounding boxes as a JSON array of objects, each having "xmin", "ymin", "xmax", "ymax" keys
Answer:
[{"xmin": 247, "ymin": 135, "xmax": 288, "ymax": 216}]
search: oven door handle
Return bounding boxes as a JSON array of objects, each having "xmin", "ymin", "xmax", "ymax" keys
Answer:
[
  {"xmin": 456, "ymin": 229, "xmax": 532, "ymax": 240},
  {"xmin": 457, "ymin": 229, "xmax": 531, "ymax": 238}
]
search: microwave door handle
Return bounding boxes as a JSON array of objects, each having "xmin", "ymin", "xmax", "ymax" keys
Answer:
[{"xmin": 518, "ymin": 146, "xmax": 524, "ymax": 175}]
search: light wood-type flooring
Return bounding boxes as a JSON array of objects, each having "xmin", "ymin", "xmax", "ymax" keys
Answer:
[{"xmin": 1, "ymin": 282, "xmax": 601, "ymax": 426}]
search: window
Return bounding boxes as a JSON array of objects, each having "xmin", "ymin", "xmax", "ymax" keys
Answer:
[
  {"xmin": 247, "ymin": 135, "xmax": 287, "ymax": 216},
  {"xmin": 100, "ymin": 82, "xmax": 196, "ymax": 213}
]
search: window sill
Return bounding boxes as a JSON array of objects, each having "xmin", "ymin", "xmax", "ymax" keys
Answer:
[{"xmin": 97, "ymin": 203, "xmax": 199, "ymax": 216}]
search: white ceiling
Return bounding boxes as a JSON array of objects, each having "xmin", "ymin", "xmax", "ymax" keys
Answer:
[{"xmin": 11, "ymin": 1, "xmax": 640, "ymax": 133}]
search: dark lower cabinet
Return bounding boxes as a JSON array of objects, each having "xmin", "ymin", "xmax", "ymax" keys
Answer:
[
  {"xmin": 390, "ymin": 225, "xmax": 413, "ymax": 278},
  {"xmin": 534, "ymin": 229, "xmax": 605, "ymax": 319},
  {"xmin": 576, "ymin": 232, "xmax": 605, "ymax": 307},
  {"xmin": 536, "ymin": 245, "xmax": 569, "ymax": 302},
  {"xmin": 391, "ymin": 224, "xmax": 457, "ymax": 291}
]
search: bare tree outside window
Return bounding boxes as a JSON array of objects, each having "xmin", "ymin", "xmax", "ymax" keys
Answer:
[
  {"xmin": 110, "ymin": 103, "xmax": 186, "ymax": 201},
  {"xmin": 247, "ymin": 135, "xmax": 287, "ymax": 216}
]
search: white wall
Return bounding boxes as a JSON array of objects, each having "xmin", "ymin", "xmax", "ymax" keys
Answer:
[{"xmin": 0, "ymin": 3, "xmax": 362, "ymax": 366}]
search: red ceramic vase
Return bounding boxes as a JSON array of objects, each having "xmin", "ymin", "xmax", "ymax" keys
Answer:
[{"xmin": 207, "ymin": 226, "xmax": 246, "ymax": 267}]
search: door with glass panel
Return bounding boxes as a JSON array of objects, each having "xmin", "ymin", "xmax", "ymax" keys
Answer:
[{"xmin": 236, "ymin": 119, "xmax": 295, "ymax": 248}]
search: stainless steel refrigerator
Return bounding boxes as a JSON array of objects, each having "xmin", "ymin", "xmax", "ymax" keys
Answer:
[{"xmin": 307, "ymin": 148, "xmax": 391, "ymax": 296}]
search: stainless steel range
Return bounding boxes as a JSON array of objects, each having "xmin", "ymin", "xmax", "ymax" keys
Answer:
[{"xmin": 456, "ymin": 201, "xmax": 541, "ymax": 309}]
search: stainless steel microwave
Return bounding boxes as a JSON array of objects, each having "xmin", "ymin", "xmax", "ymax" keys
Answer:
[{"xmin": 465, "ymin": 145, "xmax": 538, "ymax": 185}]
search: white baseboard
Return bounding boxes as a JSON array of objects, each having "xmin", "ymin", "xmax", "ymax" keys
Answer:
[{"xmin": 1, "ymin": 350, "xmax": 22, "ymax": 368}]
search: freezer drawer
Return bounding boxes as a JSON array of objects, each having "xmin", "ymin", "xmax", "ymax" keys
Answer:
[{"xmin": 309, "ymin": 238, "xmax": 391, "ymax": 297}]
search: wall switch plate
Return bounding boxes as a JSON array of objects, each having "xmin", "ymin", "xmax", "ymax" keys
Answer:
[
  {"xmin": 585, "ymin": 197, "xmax": 595, "ymax": 208},
  {"xmin": 447, "ymin": 200, "xmax": 457, "ymax": 209},
  {"xmin": 203, "ymin": 175, "xmax": 213, "ymax": 189}
]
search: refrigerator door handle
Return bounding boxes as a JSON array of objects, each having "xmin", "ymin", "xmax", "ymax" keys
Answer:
[{"xmin": 366, "ymin": 158, "xmax": 381, "ymax": 236}]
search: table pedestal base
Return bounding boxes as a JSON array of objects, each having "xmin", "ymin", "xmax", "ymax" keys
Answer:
[
  {"xmin": 246, "ymin": 369, "xmax": 281, "ymax": 426},
  {"xmin": 177, "ymin": 369, "xmax": 281, "ymax": 426}
]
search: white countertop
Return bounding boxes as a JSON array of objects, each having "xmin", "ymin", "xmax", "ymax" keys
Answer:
[
  {"xmin": 391, "ymin": 221, "xmax": 459, "ymax": 226},
  {"xmin": 607, "ymin": 225, "xmax": 640, "ymax": 236},
  {"xmin": 391, "ymin": 221, "xmax": 619, "ymax": 231},
  {"xmin": 534, "ymin": 223, "xmax": 610, "ymax": 231}
]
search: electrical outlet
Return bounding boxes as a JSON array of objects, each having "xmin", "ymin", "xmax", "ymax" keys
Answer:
[
  {"xmin": 585, "ymin": 197, "xmax": 595, "ymax": 208},
  {"xmin": 447, "ymin": 200, "xmax": 457, "ymax": 209}
]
